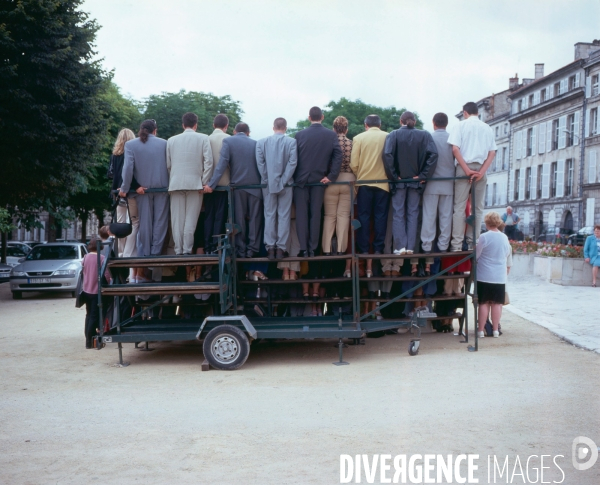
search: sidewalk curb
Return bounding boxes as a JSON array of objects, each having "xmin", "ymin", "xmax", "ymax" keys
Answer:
[{"xmin": 505, "ymin": 305, "xmax": 600, "ymax": 355}]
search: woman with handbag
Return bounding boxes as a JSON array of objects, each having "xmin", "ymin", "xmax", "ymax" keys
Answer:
[
  {"xmin": 475, "ymin": 212, "xmax": 512, "ymax": 338},
  {"xmin": 583, "ymin": 225, "xmax": 600, "ymax": 287}
]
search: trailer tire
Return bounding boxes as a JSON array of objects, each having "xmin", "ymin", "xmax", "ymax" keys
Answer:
[
  {"xmin": 12, "ymin": 291, "xmax": 22, "ymax": 300},
  {"xmin": 408, "ymin": 340, "xmax": 420, "ymax": 356},
  {"xmin": 202, "ymin": 325, "xmax": 250, "ymax": 370}
]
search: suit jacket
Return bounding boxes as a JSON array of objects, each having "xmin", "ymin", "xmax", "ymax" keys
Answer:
[
  {"xmin": 166, "ymin": 128, "xmax": 213, "ymax": 191},
  {"xmin": 121, "ymin": 134, "xmax": 169, "ymax": 193},
  {"xmin": 424, "ymin": 129, "xmax": 454, "ymax": 196},
  {"xmin": 208, "ymin": 133, "xmax": 262, "ymax": 198},
  {"xmin": 208, "ymin": 129, "xmax": 231, "ymax": 186},
  {"xmin": 256, "ymin": 133, "xmax": 298, "ymax": 194},
  {"xmin": 293, "ymin": 123, "xmax": 342, "ymax": 187},
  {"xmin": 383, "ymin": 126, "xmax": 438, "ymax": 194}
]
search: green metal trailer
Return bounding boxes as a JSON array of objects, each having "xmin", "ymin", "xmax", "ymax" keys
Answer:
[{"xmin": 95, "ymin": 178, "xmax": 480, "ymax": 370}]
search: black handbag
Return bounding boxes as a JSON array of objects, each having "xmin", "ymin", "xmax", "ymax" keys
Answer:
[
  {"xmin": 75, "ymin": 274, "xmax": 84, "ymax": 308},
  {"xmin": 109, "ymin": 198, "xmax": 133, "ymax": 238}
]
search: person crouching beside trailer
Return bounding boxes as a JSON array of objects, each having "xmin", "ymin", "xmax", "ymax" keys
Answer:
[
  {"xmin": 81, "ymin": 237, "xmax": 111, "ymax": 349},
  {"xmin": 256, "ymin": 117, "xmax": 297, "ymax": 260},
  {"xmin": 476, "ymin": 212, "xmax": 512, "ymax": 338}
]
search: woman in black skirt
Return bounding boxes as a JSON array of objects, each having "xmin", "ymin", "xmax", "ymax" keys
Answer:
[{"xmin": 475, "ymin": 212, "xmax": 512, "ymax": 338}]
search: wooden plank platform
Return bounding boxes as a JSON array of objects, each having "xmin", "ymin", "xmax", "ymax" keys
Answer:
[
  {"xmin": 107, "ymin": 254, "xmax": 222, "ymax": 268},
  {"xmin": 102, "ymin": 282, "xmax": 222, "ymax": 296}
]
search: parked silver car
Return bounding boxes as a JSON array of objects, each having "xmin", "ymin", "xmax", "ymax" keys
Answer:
[
  {"xmin": 10, "ymin": 242, "xmax": 87, "ymax": 299},
  {"xmin": 0, "ymin": 263, "xmax": 12, "ymax": 284}
]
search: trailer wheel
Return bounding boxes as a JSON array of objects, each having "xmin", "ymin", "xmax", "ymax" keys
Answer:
[
  {"xmin": 408, "ymin": 340, "xmax": 420, "ymax": 356},
  {"xmin": 202, "ymin": 325, "xmax": 250, "ymax": 370}
]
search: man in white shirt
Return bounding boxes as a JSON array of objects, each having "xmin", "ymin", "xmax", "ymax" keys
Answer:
[{"xmin": 448, "ymin": 102, "xmax": 497, "ymax": 251}]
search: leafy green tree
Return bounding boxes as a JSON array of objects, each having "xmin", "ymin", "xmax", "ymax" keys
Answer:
[
  {"xmin": 0, "ymin": 0, "xmax": 107, "ymax": 237},
  {"xmin": 0, "ymin": 208, "xmax": 17, "ymax": 263},
  {"xmin": 288, "ymin": 98, "xmax": 423, "ymax": 139},
  {"xmin": 143, "ymin": 90, "xmax": 244, "ymax": 140}
]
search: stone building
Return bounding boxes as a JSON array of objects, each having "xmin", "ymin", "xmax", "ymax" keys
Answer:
[{"xmin": 583, "ymin": 44, "xmax": 600, "ymax": 227}]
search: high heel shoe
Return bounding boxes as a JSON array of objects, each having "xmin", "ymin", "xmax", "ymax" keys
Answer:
[
  {"xmin": 251, "ymin": 271, "xmax": 268, "ymax": 281},
  {"xmin": 312, "ymin": 293, "xmax": 319, "ymax": 302},
  {"xmin": 366, "ymin": 270, "xmax": 373, "ymax": 278},
  {"xmin": 289, "ymin": 271, "xmax": 298, "ymax": 281},
  {"xmin": 343, "ymin": 269, "xmax": 351, "ymax": 278},
  {"xmin": 303, "ymin": 292, "xmax": 309, "ymax": 301}
]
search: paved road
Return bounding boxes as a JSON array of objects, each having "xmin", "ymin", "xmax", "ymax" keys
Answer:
[
  {"xmin": 1, "ymin": 283, "xmax": 599, "ymax": 484},
  {"xmin": 506, "ymin": 274, "xmax": 600, "ymax": 354}
]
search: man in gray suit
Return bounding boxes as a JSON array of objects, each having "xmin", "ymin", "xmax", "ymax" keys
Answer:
[
  {"xmin": 204, "ymin": 123, "xmax": 263, "ymax": 258},
  {"xmin": 421, "ymin": 113, "xmax": 454, "ymax": 268},
  {"xmin": 120, "ymin": 119, "xmax": 169, "ymax": 260},
  {"xmin": 256, "ymin": 117, "xmax": 297, "ymax": 260},
  {"xmin": 167, "ymin": 112, "xmax": 213, "ymax": 255}
]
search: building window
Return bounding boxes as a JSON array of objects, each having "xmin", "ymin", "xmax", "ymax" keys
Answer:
[
  {"xmin": 518, "ymin": 99, "xmax": 523, "ymax": 112},
  {"xmin": 515, "ymin": 169, "xmax": 520, "ymax": 200},
  {"xmin": 485, "ymin": 184, "xmax": 489, "ymax": 206},
  {"xmin": 552, "ymin": 119, "xmax": 560, "ymax": 150},
  {"xmin": 492, "ymin": 183, "xmax": 497, "ymax": 205},
  {"xmin": 504, "ymin": 124, "xmax": 508, "ymax": 134},
  {"xmin": 554, "ymin": 82, "xmax": 561, "ymax": 96},
  {"xmin": 527, "ymin": 128, "xmax": 534, "ymax": 156},
  {"xmin": 540, "ymin": 89, "xmax": 546, "ymax": 103},
  {"xmin": 590, "ymin": 108, "xmax": 598, "ymax": 136},
  {"xmin": 593, "ymin": 74, "xmax": 599, "ymax": 96},
  {"xmin": 551, "ymin": 162, "xmax": 558, "ymax": 197},
  {"xmin": 566, "ymin": 159, "xmax": 573, "ymax": 196},
  {"xmin": 569, "ymin": 75, "xmax": 577, "ymax": 91},
  {"xmin": 528, "ymin": 94, "xmax": 534, "ymax": 106},
  {"xmin": 525, "ymin": 167, "xmax": 532, "ymax": 199},
  {"xmin": 537, "ymin": 165, "xmax": 543, "ymax": 198},
  {"xmin": 502, "ymin": 147, "xmax": 508, "ymax": 170},
  {"xmin": 567, "ymin": 114, "xmax": 575, "ymax": 147},
  {"xmin": 495, "ymin": 126, "xmax": 499, "ymax": 138}
]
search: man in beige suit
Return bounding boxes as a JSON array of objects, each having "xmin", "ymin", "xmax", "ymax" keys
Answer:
[
  {"xmin": 203, "ymin": 114, "xmax": 230, "ymax": 254},
  {"xmin": 166, "ymin": 112, "xmax": 213, "ymax": 255}
]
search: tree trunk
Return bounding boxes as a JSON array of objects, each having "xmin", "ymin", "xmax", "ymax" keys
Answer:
[
  {"xmin": 81, "ymin": 212, "xmax": 88, "ymax": 243},
  {"xmin": 1, "ymin": 231, "xmax": 7, "ymax": 264},
  {"xmin": 47, "ymin": 214, "xmax": 57, "ymax": 242}
]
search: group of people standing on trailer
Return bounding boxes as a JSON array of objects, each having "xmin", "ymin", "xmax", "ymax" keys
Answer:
[{"xmin": 105, "ymin": 102, "xmax": 511, "ymax": 335}]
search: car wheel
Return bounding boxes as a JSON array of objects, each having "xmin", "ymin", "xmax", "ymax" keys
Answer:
[
  {"xmin": 202, "ymin": 325, "xmax": 250, "ymax": 371},
  {"xmin": 12, "ymin": 291, "xmax": 22, "ymax": 300}
]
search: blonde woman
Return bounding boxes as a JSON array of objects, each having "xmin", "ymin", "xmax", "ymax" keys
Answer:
[
  {"xmin": 322, "ymin": 116, "xmax": 355, "ymax": 276},
  {"xmin": 110, "ymin": 128, "xmax": 139, "ymax": 280}
]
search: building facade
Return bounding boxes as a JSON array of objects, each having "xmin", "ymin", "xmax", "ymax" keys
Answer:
[{"xmin": 583, "ymin": 45, "xmax": 600, "ymax": 227}]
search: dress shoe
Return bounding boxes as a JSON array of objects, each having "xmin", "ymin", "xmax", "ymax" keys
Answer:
[
  {"xmin": 381, "ymin": 292, "xmax": 391, "ymax": 300},
  {"xmin": 246, "ymin": 250, "xmax": 256, "ymax": 258},
  {"xmin": 391, "ymin": 270, "xmax": 400, "ymax": 277},
  {"xmin": 308, "ymin": 250, "xmax": 315, "ymax": 258},
  {"xmin": 267, "ymin": 248, "xmax": 276, "ymax": 260},
  {"xmin": 298, "ymin": 250, "xmax": 308, "ymax": 258},
  {"xmin": 276, "ymin": 248, "xmax": 285, "ymax": 259},
  {"xmin": 383, "ymin": 270, "xmax": 391, "ymax": 277}
]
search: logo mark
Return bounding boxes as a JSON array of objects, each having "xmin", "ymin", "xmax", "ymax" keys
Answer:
[{"xmin": 572, "ymin": 436, "xmax": 598, "ymax": 471}]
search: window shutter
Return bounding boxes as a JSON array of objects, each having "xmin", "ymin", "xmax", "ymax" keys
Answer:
[
  {"xmin": 590, "ymin": 151, "xmax": 597, "ymax": 184},
  {"xmin": 586, "ymin": 76, "xmax": 591, "ymax": 97},
  {"xmin": 531, "ymin": 125, "xmax": 537, "ymax": 154},
  {"xmin": 522, "ymin": 128, "xmax": 528, "ymax": 156},
  {"xmin": 534, "ymin": 91, "xmax": 540, "ymax": 105},
  {"xmin": 573, "ymin": 111, "xmax": 580, "ymax": 146},
  {"xmin": 586, "ymin": 109, "xmax": 591, "ymax": 137},
  {"xmin": 515, "ymin": 130, "xmax": 522, "ymax": 159},
  {"xmin": 508, "ymin": 169, "xmax": 515, "ymax": 202},
  {"xmin": 586, "ymin": 198, "xmax": 596, "ymax": 227},
  {"xmin": 542, "ymin": 162, "xmax": 550, "ymax": 198},
  {"xmin": 531, "ymin": 165, "xmax": 537, "ymax": 200},
  {"xmin": 558, "ymin": 116, "xmax": 567, "ymax": 149},
  {"xmin": 556, "ymin": 160, "xmax": 565, "ymax": 197},
  {"xmin": 519, "ymin": 168, "xmax": 526, "ymax": 200},
  {"xmin": 560, "ymin": 79, "xmax": 567, "ymax": 94},
  {"xmin": 546, "ymin": 121, "xmax": 552, "ymax": 152},
  {"xmin": 538, "ymin": 122, "xmax": 546, "ymax": 153},
  {"xmin": 575, "ymin": 72, "xmax": 580, "ymax": 88},
  {"xmin": 523, "ymin": 96, "xmax": 528, "ymax": 110},
  {"xmin": 549, "ymin": 84, "xmax": 554, "ymax": 98}
]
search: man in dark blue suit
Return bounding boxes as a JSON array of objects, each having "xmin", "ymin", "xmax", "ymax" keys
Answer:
[
  {"xmin": 293, "ymin": 107, "xmax": 342, "ymax": 256},
  {"xmin": 204, "ymin": 123, "xmax": 263, "ymax": 258}
]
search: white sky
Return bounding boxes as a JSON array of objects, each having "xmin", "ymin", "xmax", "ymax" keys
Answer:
[{"xmin": 83, "ymin": 0, "xmax": 600, "ymax": 139}]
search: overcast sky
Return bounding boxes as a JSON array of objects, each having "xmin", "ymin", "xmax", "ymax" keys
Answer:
[{"xmin": 83, "ymin": 0, "xmax": 600, "ymax": 140}]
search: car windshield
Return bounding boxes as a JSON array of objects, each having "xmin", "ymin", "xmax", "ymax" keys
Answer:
[{"xmin": 26, "ymin": 245, "xmax": 78, "ymax": 261}]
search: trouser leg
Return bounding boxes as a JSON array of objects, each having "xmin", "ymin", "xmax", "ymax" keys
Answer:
[
  {"xmin": 170, "ymin": 191, "xmax": 186, "ymax": 255},
  {"xmin": 233, "ymin": 190, "xmax": 248, "ymax": 256},
  {"xmin": 116, "ymin": 204, "xmax": 128, "ymax": 257},
  {"xmin": 420, "ymin": 194, "xmax": 439, "ymax": 253},
  {"xmin": 308, "ymin": 185, "xmax": 325, "ymax": 252},
  {"xmin": 406, "ymin": 188, "xmax": 421, "ymax": 252},
  {"xmin": 469, "ymin": 167, "xmax": 486, "ymax": 245},
  {"xmin": 246, "ymin": 193, "xmax": 264, "ymax": 254},
  {"xmin": 293, "ymin": 186, "xmax": 309, "ymax": 252},
  {"xmin": 322, "ymin": 184, "xmax": 339, "ymax": 253},
  {"xmin": 183, "ymin": 191, "xmax": 202, "ymax": 254},
  {"xmin": 276, "ymin": 187, "xmax": 293, "ymax": 251},
  {"xmin": 151, "ymin": 192, "xmax": 170, "ymax": 256},
  {"xmin": 437, "ymin": 194, "xmax": 453, "ymax": 251},
  {"xmin": 382, "ymin": 199, "xmax": 396, "ymax": 272},
  {"xmin": 392, "ymin": 186, "xmax": 408, "ymax": 251},
  {"xmin": 450, "ymin": 165, "xmax": 471, "ymax": 251},
  {"xmin": 357, "ymin": 186, "xmax": 373, "ymax": 253},
  {"xmin": 203, "ymin": 193, "xmax": 216, "ymax": 251},
  {"xmin": 84, "ymin": 293, "xmax": 99, "ymax": 341},
  {"xmin": 263, "ymin": 191, "xmax": 278, "ymax": 249},
  {"xmin": 336, "ymin": 183, "xmax": 352, "ymax": 253},
  {"xmin": 372, "ymin": 187, "xmax": 390, "ymax": 253},
  {"xmin": 135, "ymin": 193, "xmax": 152, "ymax": 257},
  {"xmin": 122, "ymin": 197, "xmax": 139, "ymax": 258}
]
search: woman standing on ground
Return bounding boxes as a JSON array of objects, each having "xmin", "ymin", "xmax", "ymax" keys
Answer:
[
  {"xmin": 584, "ymin": 225, "xmax": 600, "ymax": 287},
  {"xmin": 475, "ymin": 212, "xmax": 512, "ymax": 338}
]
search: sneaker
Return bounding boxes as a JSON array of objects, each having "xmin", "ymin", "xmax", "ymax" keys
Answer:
[
  {"xmin": 172, "ymin": 295, "xmax": 181, "ymax": 304},
  {"xmin": 405, "ymin": 249, "xmax": 414, "ymax": 255},
  {"xmin": 477, "ymin": 331, "xmax": 485, "ymax": 338},
  {"xmin": 393, "ymin": 248, "xmax": 407, "ymax": 255},
  {"xmin": 493, "ymin": 330, "xmax": 500, "ymax": 338}
]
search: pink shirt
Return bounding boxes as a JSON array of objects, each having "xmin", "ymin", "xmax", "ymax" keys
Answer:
[{"xmin": 82, "ymin": 253, "xmax": 110, "ymax": 294}]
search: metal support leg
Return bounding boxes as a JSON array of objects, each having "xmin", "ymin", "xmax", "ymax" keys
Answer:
[
  {"xmin": 333, "ymin": 338, "xmax": 349, "ymax": 366},
  {"xmin": 116, "ymin": 342, "xmax": 130, "ymax": 367},
  {"xmin": 139, "ymin": 341, "xmax": 155, "ymax": 352}
]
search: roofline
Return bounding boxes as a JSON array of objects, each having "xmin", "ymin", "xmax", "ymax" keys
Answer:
[
  {"xmin": 508, "ymin": 59, "xmax": 585, "ymax": 98},
  {"xmin": 508, "ymin": 88, "xmax": 584, "ymax": 122}
]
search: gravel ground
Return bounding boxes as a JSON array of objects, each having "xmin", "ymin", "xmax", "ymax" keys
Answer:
[{"xmin": 1, "ymin": 282, "xmax": 599, "ymax": 484}]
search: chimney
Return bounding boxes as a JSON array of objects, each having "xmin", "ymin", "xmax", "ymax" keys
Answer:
[
  {"xmin": 509, "ymin": 73, "xmax": 519, "ymax": 90},
  {"xmin": 574, "ymin": 40, "xmax": 600, "ymax": 60},
  {"xmin": 535, "ymin": 63, "xmax": 544, "ymax": 79}
]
